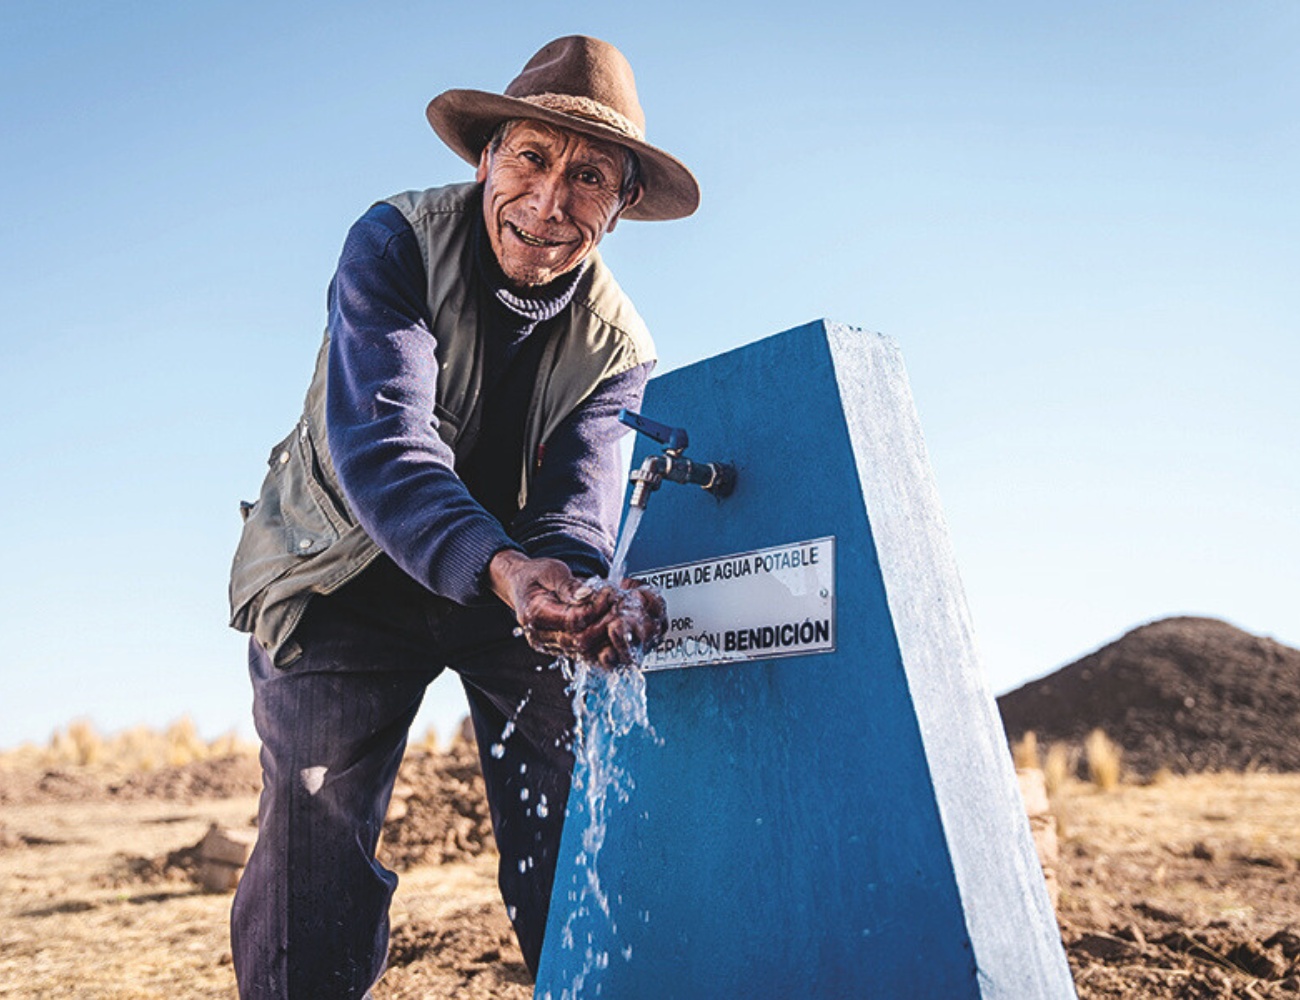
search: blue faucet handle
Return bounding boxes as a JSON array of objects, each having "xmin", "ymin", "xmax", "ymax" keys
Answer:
[{"xmin": 618, "ymin": 409, "xmax": 690, "ymax": 452}]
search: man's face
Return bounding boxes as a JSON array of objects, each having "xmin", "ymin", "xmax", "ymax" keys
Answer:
[{"xmin": 477, "ymin": 120, "xmax": 637, "ymax": 287}]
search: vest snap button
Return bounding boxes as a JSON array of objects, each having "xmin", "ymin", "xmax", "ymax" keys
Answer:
[
  {"xmin": 298, "ymin": 538, "xmax": 312, "ymax": 549},
  {"xmin": 279, "ymin": 451, "xmax": 290, "ymax": 464}
]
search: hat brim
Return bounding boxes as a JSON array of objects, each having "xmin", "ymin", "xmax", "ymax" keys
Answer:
[{"xmin": 427, "ymin": 89, "xmax": 700, "ymax": 222}]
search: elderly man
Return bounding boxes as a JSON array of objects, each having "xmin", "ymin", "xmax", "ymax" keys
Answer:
[{"xmin": 227, "ymin": 36, "xmax": 696, "ymax": 998}]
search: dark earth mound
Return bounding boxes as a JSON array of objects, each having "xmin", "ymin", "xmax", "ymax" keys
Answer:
[
  {"xmin": 380, "ymin": 739, "xmax": 495, "ymax": 870},
  {"xmin": 998, "ymin": 616, "xmax": 1300, "ymax": 777}
]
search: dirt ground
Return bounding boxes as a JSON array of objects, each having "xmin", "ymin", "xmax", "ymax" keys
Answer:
[
  {"xmin": 0, "ymin": 785, "xmax": 530, "ymax": 1000},
  {"xmin": 2, "ymin": 758, "xmax": 1298, "ymax": 998},
  {"xmin": 1054, "ymin": 772, "xmax": 1300, "ymax": 998}
]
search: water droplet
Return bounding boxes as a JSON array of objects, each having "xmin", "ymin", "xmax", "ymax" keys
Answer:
[
  {"xmin": 518, "ymin": 859, "xmax": 527, "ymax": 874},
  {"xmin": 519, "ymin": 762, "xmax": 528, "ymax": 774},
  {"xmin": 507, "ymin": 905, "xmax": 517, "ymax": 920},
  {"xmin": 490, "ymin": 743, "xmax": 505, "ymax": 759},
  {"xmin": 520, "ymin": 787, "xmax": 530, "ymax": 801}
]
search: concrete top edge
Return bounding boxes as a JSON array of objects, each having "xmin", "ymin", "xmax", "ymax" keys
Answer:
[{"xmin": 661, "ymin": 319, "xmax": 895, "ymax": 379}]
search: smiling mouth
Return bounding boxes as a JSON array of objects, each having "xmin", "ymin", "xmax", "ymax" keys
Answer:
[{"xmin": 507, "ymin": 222, "xmax": 574, "ymax": 249}]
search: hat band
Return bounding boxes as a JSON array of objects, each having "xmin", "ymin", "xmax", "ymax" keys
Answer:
[{"xmin": 519, "ymin": 92, "xmax": 645, "ymax": 143}]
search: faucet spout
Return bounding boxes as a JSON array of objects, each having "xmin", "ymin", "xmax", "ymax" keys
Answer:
[
  {"xmin": 620, "ymin": 410, "xmax": 737, "ymax": 512},
  {"xmin": 628, "ymin": 454, "xmax": 664, "ymax": 510}
]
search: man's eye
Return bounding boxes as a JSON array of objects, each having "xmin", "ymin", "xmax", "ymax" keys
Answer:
[
  {"xmin": 520, "ymin": 150, "xmax": 544, "ymax": 166},
  {"xmin": 576, "ymin": 169, "xmax": 604, "ymax": 187}
]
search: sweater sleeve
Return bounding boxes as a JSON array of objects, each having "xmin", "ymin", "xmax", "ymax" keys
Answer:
[
  {"xmin": 511, "ymin": 360, "xmax": 652, "ymax": 580},
  {"xmin": 325, "ymin": 203, "xmax": 519, "ymax": 604}
]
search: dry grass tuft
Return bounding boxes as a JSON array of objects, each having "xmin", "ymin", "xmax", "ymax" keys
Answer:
[
  {"xmin": 207, "ymin": 729, "xmax": 249, "ymax": 758},
  {"xmin": 163, "ymin": 717, "xmax": 207, "ymax": 767},
  {"xmin": 1085, "ymin": 727, "xmax": 1123, "ymax": 791},
  {"xmin": 1043, "ymin": 741, "xmax": 1072, "ymax": 797},
  {"xmin": 114, "ymin": 724, "xmax": 163, "ymax": 771},
  {"xmin": 2, "ymin": 718, "xmax": 257, "ymax": 773},
  {"xmin": 1012, "ymin": 730, "xmax": 1041, "ymax": 770},
  {"xmin": 67, "ymin": 718, "xmax": 104, "ymax": 765}
]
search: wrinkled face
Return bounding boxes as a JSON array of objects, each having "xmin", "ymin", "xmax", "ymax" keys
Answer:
[{"xmin": 477, "ymin": 120, "xmax": 638, "ymax": 287}]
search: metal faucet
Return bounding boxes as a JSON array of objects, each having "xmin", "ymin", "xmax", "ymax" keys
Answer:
[{"xmin": 618, "ymin": 409, "xmax": 737, "ymax": 510}]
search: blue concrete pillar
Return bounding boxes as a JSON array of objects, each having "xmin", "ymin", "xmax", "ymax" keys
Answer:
[{"xmin": 534, "ymin": 321, "xmax": 1075, "ymax": 999}]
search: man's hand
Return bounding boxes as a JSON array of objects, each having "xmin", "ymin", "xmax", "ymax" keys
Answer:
[
  {"xmin": 596, "ymin": 578, "xmax": 668, "ymax": 671},
  {"xmin": 489, "ymin": 549, "xmax": 613, "ymax": 658},
  {"xmin": 488, "ymin": 550, "xmax": 667, "ymax": 668}
]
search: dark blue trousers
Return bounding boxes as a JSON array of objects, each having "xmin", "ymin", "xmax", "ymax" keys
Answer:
[{"xmin": 230, "ymin": 561, "xmax": 575, "ymax": 999}]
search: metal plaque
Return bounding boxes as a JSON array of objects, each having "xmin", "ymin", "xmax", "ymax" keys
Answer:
[{"xmin": 636, "ymin": 537, "xmax": 836, "ymax": 671}]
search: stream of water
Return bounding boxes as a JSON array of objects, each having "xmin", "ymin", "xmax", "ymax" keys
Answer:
[
  {"xmin": 542, "ymin": 505, "xmax": 658, "ymax": 999},
  {"xmin": 606, "ymin": 504, "xmax": 644, "ymax": 584}
]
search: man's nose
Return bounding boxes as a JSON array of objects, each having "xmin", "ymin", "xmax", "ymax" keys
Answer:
[{"xmin": 529, "ymin": 170, "xmax": 568, "ymax": 222}]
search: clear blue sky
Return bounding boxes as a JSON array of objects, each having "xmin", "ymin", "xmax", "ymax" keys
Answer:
[{"xmin": 2, "ymin": 1, "xmax": 1296, "ymax": 749}]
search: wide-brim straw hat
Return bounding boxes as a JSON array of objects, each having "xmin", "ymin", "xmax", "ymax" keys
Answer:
[{"xmin": 426, "ymin": 36, "xmax": 699, "ymax": 222}]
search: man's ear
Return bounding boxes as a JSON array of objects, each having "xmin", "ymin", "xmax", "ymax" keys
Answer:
[
  {"xmin": 607, "ymin": 183, "xmax": 643, "ymax": 233},
  {"xmin": 475, "ymin": 146, "xmax": 491, "ymax": 183}
]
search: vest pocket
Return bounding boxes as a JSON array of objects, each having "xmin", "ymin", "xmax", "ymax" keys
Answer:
[
  {"xmin": 228, "ymin": 423, "xmax": 342, "ymax": 627},
  {"xmin": 284, "ymin": 422, "xmax": 343, "ymax": 554},
  {"xmin": 295, "ymin": 419, "xmax": 353, "ymax": 541}
]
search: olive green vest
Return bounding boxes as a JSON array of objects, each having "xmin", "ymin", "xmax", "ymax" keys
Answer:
[{"xmin": 228, "ymin": 182, "xmax": 655, "ymax": 665}]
